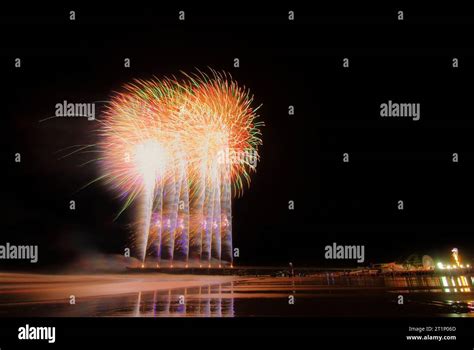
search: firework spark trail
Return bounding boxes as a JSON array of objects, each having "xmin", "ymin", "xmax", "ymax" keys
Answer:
[
  {"xmin": 133, "ymin": 140, "xmax": 166, "ymax": 263},
  {"xmin": 211, "ymin": 173, "xmax": 222, "ymax": 263},
  {"xmin": 140, "ymin": 177, "xmax": 154, "ymax": 264},
  {"xmin": 99, "ymin": 70, "xmax": 262, "ymax": 267},
  {"xmin": 175, "ymin": 160, "xmax": 190, "ymax": 263},
  {"xmin": 221, "ymin": 162, "xmax": 233, "ymax": 264},
  {"xmin": 154, "ymin": 173, "xmax": 165, "ymax": 264}
]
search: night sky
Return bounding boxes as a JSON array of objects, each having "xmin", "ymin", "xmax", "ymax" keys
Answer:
[{"xmin": 2, "ymin": 4, "xmax": 474, "ymax": 270}]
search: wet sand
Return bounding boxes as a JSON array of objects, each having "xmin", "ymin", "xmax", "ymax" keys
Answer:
[
  {"xmin": 0, "ymin": 272, "xmax": 239, "ymax": 303},
  {"xmin": 0, "ymin": 273, "xmax": 473, "ymax": 317}
]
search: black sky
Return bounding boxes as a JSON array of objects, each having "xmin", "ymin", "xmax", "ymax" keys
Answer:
[{"xmin": 2, "ymin": 4, "xmax": 474, "ymax": 269}]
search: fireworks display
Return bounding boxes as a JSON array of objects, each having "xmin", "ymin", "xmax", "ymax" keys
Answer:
[{"xmin": 99, "ymin": 70, "xmax": 263, "ymax": 267}]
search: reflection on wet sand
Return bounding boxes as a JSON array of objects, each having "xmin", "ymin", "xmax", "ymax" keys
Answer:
[
  {"xmin": 134, "ymin": 284, "xmax": 234, "ymax": 317},
  {"xmin": 382, "ymin": 275, "xmax": 472, "ymax": 293},
  {"xmin": 0, "ymin": 273, "xmax": 472, "ymax": 317}
]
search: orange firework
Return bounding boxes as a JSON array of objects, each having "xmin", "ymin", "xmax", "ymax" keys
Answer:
[{"xmin": 99, "ymin": 69, "xmax": 263, "ymax": 266}]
